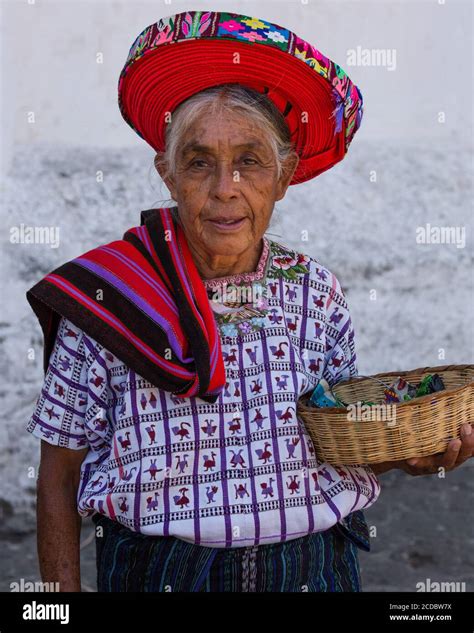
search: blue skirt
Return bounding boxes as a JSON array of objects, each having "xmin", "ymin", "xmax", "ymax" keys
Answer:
[{"xmin": 92, "ymin": 513, "xmax": 366, "ymax": 592}]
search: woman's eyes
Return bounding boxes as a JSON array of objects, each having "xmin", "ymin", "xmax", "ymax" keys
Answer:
[
  {"xmin": 190, "ymin": 159, "xmax": 208, "ymax": 168},
  {"xmin": 190, "ymin": 157, "xmax": 259, "ymax": 168}
]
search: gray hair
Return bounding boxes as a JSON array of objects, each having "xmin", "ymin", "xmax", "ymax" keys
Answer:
[{"xmin": 155, "ymin": 83, "xmax": 297, "ymax": 185}]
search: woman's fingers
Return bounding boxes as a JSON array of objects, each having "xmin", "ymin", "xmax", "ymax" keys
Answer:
[
  {"xmin": 439, "ymin": 439, "xmax": 462, "ymax": 471},
  {"xmin": 455, "ymin": 423, "xmax": 474, "ymax": 465},
  {"xmin": 406, "ymin": 456, "xmax": 432, "ymax": 469},
  {"xmin": 403, "ymin": 454, "xmax": 439, "ymax": 475},
  {"xmin": 405, "ymin": 443, "xmax": 459, "ymax": 474},
  {"xmin": 401, "ymin": 423, "xmax": 474, "ymax": 476}
]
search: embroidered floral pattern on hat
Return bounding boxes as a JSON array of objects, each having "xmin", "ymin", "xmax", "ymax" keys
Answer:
[{"xmin": 218, "ymin": 14, "xmax": 290, "ymax": 50}]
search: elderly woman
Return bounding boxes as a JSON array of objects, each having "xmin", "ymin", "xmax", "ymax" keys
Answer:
[{"xmin": 26, "ymin": 11, "xmax": 473, "ymax": 593}]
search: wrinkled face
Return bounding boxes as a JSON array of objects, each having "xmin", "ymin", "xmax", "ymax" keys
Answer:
[{"xmin": 157, "ymin": 110, "xmax": 297, "ymax": 261}]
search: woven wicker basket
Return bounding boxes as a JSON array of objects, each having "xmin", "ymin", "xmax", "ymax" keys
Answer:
[{"xmin": 297, "ymin": 364, "xmax": 474, "ymax": 465}]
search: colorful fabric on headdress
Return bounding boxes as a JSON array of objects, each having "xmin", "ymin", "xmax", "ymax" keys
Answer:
[
  {"xmin": 26, "ymin": 208, "xmax": 226, "ymax": 403},
  {"xmin": 118, "ymin": 11, "xmax": 364, "ymax": 185}
]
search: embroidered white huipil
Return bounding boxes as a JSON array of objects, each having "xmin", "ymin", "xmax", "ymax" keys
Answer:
[{"xmin": 27, "ymin": 237, "xmax": 380, "ymax": 547}]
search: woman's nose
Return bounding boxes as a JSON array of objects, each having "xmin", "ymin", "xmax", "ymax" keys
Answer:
[{"xmin": 210, "ymin": 162, "xmax": 240, "ymax": 200}]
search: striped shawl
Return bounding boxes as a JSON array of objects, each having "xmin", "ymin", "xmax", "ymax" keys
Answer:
[{"xmin": 26, "ymin": 207, "xmax": 226, "ymax": 403}]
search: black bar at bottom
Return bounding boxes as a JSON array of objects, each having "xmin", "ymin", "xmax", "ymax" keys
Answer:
[{"xmin": 0, "ymin": 591, "xmax": 472, "ymax": 633}]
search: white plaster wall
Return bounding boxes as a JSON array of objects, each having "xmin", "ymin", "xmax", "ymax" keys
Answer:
[{"xmin": 1, "ymin": 0, "xmax": 472, "ymax": 177}]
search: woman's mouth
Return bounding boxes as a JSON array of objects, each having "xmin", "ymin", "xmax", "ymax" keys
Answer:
[{"xmin": 207, "ymin": 217, "xmax": 247, "ymax": 231}]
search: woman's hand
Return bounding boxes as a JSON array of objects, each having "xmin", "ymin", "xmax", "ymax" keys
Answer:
[
  {"xmin": 399, "ymin": 422, "xmax": 473, "ymax": 475},
  {"xmin": 371, "ymin": 423, "xmax": 474, "ymax": 477}
]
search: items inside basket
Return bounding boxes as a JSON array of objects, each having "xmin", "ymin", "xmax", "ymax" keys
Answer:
[{"xmin": 309, "ymin": 374, "xmax": 446, "ymax": 409}]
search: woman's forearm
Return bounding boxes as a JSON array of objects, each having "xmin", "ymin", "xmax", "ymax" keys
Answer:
[{"xmin": 37, "ymin": 479, "xmax": 82, "ymax": 592}]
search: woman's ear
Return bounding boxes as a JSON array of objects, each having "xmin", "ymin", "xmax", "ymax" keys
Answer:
[
  {"xmin": 275, "ymin": 152, "xmax": 299, "ymax": 201},
  {"xmin": 154, "ymin": 154, "xmax": 177, "ymax": 200},
  {"xmin": 154, "ymin": 154, "xmax": 166, "ymax": 180}
]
